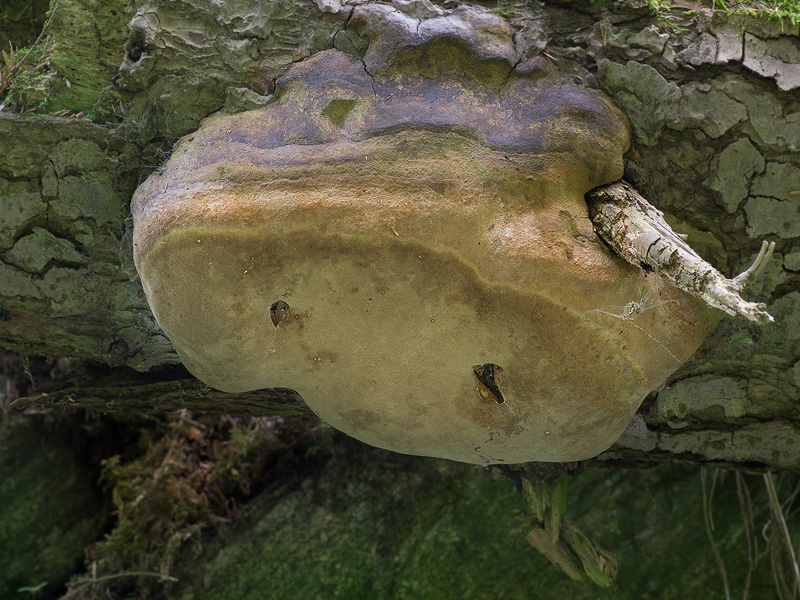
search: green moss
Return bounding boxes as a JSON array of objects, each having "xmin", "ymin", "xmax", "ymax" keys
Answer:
[
  {"xmin": 0, "ymin": 416, "xmax": 110, "ymax": 600},
  {"xmin": 712, "ymin": 0, "xmax": 800, "ymax": 24},
  {"xmin": 174, "ymin": 455, "xmax": 532, "ymax": 600},
  {"xmin": 391, "ymin": 37, "xmax": 512, "ymax": 89},
  {"xmin": 322, "ymin": 98, "xmax": 357, "ymax": 126},
  {"xmin": 164, "ymin": 448, "xmax": 799, "ymax": 600},
  {"xmin": 44, "ymin": 407, "xmax": 800, "ymax": 600},
  {"xmin": 3, "ymin": 0, "xmax": 130, "ymax": 117},
  {"xmin": 2, "ymin": 43, "xmax": 53, "ymax": 110},
  {"xmin": 588, "ymin": 0, "xmax": 800, "ymax": 25},
  {"xmin": 68, "ymin": 415, "xmax": 326, "ymax": 598}
]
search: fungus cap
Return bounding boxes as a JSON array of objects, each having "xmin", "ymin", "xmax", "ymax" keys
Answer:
[{"xmin": 132, "ymin": 6, "xmax": 708, "ymax": 464}]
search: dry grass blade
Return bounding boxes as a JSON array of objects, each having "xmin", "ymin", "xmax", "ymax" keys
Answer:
[
  {"xmin": 765, "ymin": 472, "xmax": 800, "ymax": 593},
  {"xmin": 0, "ymin": 42, "xmax": 19, "ymax": 95},
  {"xmin": 736, "ymin": 472, "xmax": 757, "ymax": 599},
  {"xmin": 2, "ymin": 43, "xmax": 15, "ymax": 71},
  {"xmin": 702, "ymin": 468, "xmax": 732, "ymax": 600}
]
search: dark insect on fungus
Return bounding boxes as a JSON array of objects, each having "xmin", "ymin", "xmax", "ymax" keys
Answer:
[
  {"xmin": 269, "ymin": 301, "xmax": 290, "ymax": 328},
  {"xmin": 473, "ymin": 363, "xmax": 506, "ymax": 405}
]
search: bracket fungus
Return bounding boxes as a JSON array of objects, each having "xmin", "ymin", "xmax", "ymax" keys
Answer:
[{"xmin": 132, "ymin": 5, "xmax": 712, "ymax": 464}]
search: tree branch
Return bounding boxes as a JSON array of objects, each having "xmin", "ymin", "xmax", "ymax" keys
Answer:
[
  {"xmin": 12, "ymin": 377, "xmax": 312, "ymax": 418},
  {"xmin": 586, "ymin": 181, "xmax": 775, "ymax": 324}
]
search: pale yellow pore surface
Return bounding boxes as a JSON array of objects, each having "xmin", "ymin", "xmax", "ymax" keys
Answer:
[
  {"xmin": 141, "ymin": 227, "xmax": 648, "ymax": 464},
  {"xmin": 134, "ymin": 130, "xmax": 707, "ymax": 464}
]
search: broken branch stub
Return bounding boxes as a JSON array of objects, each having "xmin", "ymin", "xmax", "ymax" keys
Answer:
[
  {"xmin": 586, "ymin": 181, "xmax": 775, "ymax": 324},
  {"xmin": 521, "ymin": 478, "xmax": 617, "ymax": 586}
]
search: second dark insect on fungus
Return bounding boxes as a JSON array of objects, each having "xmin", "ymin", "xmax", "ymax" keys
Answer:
[{"xmin": 131, "ymin": 4, "xmax": 768, "ymax": 465}]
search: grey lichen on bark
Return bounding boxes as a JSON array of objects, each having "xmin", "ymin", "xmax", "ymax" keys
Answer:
[{"xmin": 586, "ymin": 181, "xmax": 775, "ymax": 325}]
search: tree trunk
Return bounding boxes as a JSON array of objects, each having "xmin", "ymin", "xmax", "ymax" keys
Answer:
[{"xmin": 2, "ymin": 0, "xmax": 799, "ymax": 474}]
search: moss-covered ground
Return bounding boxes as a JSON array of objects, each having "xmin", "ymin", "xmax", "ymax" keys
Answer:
[
  {"xmin": 0, "ymin": 416, "xmax": 111, "ymax": 600},
  {"xmin": 35, "ymin": 410, "xmax": 800, "ymax": 600},
  {"xmin": 165, "ymin": 448, "xmax": 798, "ymax": 600}
]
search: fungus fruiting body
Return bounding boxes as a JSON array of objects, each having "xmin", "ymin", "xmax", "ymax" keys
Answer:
[{"xmin": 132, "ymin": 6, "xmax": 709, "ymax": 464}]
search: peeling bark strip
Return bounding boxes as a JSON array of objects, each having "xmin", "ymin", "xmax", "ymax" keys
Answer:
[{"xmin": 586, "ymin": 181, "xmax": 775, "ymax": 324}]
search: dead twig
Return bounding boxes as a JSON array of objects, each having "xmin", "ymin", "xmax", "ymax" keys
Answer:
[
  {"xmin": 587, "ymin": 181, "xmax": 775, "ymax": 324},
  {"xmin": 63, "ymin": 568, "xmax": 178, "ymax": 599}
]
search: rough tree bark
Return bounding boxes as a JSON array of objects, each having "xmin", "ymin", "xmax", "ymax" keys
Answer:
[{"xmin": 2, "ymin": 0, "xmax": 800, "ymax": 475}]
